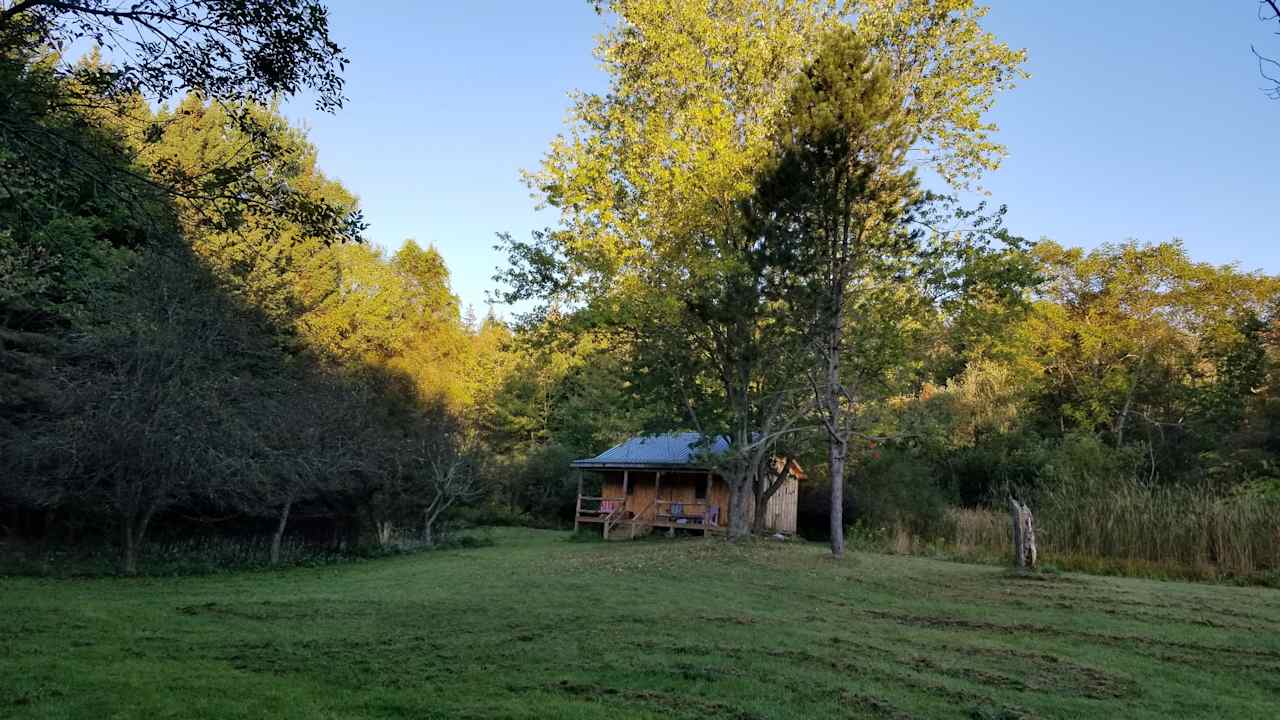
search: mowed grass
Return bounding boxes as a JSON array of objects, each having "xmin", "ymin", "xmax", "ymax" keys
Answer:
[{"xmin": 2, "ymin": 529, "xmax": 1279, "ymax": 719}]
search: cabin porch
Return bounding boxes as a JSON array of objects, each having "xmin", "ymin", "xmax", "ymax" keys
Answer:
[{"xmin": 574, "ymin": 469, "xmax": 730, "ymax": 538}]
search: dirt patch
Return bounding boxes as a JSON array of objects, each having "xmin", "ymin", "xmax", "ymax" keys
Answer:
[
  {"xmin": 966, "ymin": 704, "xmax": 1039, "ymax": 720},
  {"xmin": 767, "ymin": 644, "xmax": 1050, "ymax": 718},
  {"xmin": 549, "ymin": 680, "xmax": 767, "ymax": 720},
  {"xmin": 908, "ymin": 650, "xmax": 1136, "ymax": 701},
  {"xmin": 999, "ymin": 571, "xmax": 1085, "ymax": 586},
  {"xmin": 864, "ymin": 610, "xmax": 1048, "ymax": 635},
  {"xmin": 838, "ymin": 690, "xmax": 915, "ymax": 719},
  {"xmin": 670, "ymin": 661, "xmax": 741, "ymax": 682},
  {"xmin": 633, "ymin": 639, "xmax": 749, "ymax": 658},
  {"xmin": 175, "ymin": 600, "xmax": 361, "ymax": 623},
  {"xmin": 969, "ymin": 586, "xmax": 1280, "ymax": 633},
  {"xmin": 863, "ymin": 609, "xmax": 1280, "ymax": 675},
  {"xmin": 698, "ymin": 613, "xmax": 757, "ymax": 625}
]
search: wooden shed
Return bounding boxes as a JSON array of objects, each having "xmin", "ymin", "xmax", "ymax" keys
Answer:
[{"xmin": 571, "ymin": 433, "xmax": 803, "ymax": 538}]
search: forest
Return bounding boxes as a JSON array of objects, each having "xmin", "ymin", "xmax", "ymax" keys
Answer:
[{"xmin": 2, "ymin": 0, "xmax": 1279, "ymax": 584}]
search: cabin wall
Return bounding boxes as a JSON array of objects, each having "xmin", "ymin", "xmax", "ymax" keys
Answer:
[
  {"xmin": 708, "ymin": 476, "xmax": 731, "ymax": 523},
  {"xmin": 600, "ymin": 470, "xmax": 724, "ymax": 523},
  {"xmin": 599, "ymin": 470, "xmax": 657, "ymax": 519}
]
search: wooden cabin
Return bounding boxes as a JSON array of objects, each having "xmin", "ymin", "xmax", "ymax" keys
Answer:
[{"xmin": 571, "ymin": 433, "xmax": 803, "ymax": 538}]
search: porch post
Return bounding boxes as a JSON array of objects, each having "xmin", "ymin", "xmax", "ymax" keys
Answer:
[
  {"xmin": 706, "ymin": 471, "xmax": 713, "ymax": 537},
  {"xmin": 574, "ymin": 470, "xmax": 583, "ymax": 531},
  {"xmin": 655, "ymin": 472, "xmax": 662, "ymax": 519}
]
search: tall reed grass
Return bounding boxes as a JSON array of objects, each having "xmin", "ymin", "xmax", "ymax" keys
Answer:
[
  {"xmin": 876, "ymin": 481, "xmax": 1280, "ymax": 584},
  {"xmin": 1039, "ymin": 479, "xmax": 1280, "ymax": 578}
]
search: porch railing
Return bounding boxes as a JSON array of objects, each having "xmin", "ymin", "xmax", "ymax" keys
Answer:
[
  {"xmin": 575, "ymin": 495, "xmax": 625, "ymax": 516},
  {"xmin": 628, "ymin": 498, "xmax": 657, "ymax": 538},
  {"xmin": 574, "ymin": 495, "xmax": 721, "ymax": 536},
  {"xmin": 654, "ymin": 500, "xmax": 717, "ymax": 527},
  {"xmin": 602, "ymin": 500, "xmax": 630, "ymax": 539}
]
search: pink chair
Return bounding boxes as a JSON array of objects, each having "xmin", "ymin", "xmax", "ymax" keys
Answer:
[{"xmin": 599, "ymin": 500, "xmax": 617, "ymax": 515}]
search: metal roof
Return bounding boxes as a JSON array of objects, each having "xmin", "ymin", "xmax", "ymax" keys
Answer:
[{"xmin": 570, "ymin": 432, "xmax": 730, "ymax": 469}]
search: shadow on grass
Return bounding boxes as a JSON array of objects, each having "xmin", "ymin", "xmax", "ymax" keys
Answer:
[{"xmin": 0, "ymin": 531, "xmax": 494, "ymax": 578}]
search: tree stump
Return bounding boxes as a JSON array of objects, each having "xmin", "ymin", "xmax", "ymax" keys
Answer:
[{"xmin": 1008, "ymin": 498, "xmax": 1038, "ymax": 570}]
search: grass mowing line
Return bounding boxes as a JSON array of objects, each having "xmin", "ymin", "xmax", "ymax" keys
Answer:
[{"xmin": 1, "ymin": 527, "xmax": 1278, "ymax": 719}]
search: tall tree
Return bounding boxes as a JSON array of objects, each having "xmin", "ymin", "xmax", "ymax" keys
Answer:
[
  {"xmin": 757, "ymin": 20, "xmax": 1032, "ymax": 556},
  {"xmin": 754, "ymin": 28, "xmax": 920, "ymax": 557},
  {"xmin": 501, "ymin": 0, "xmax": 836, "ymax": 539},
  {"xmin": 787, "ymin": 0, "xmax": 1026, "ymax": 555}
]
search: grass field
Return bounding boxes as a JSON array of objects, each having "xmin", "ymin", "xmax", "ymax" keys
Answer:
[{"xmin": 2, "ymin": 528, "xmax": 1279, "ymax": 719}]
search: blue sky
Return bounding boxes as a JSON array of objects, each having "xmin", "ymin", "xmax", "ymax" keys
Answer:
[{"xmin": 286, "ymin": 1, "xmax": 1280, "ymax": 314}]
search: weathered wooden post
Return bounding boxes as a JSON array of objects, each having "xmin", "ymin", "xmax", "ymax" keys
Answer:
[
  {"xmin": 1023, "ymin": 502, "xmax": 1037, "ymax": 567},
  {"xmin": 1008, "ymin": 497, "xmax": 1038, "ymax": 570}
]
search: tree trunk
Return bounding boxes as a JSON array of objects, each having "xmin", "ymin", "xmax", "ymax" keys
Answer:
[
  {"xmin": 825, "ymin": 328, "xmax": 847, "ymax": 558},
  {"xmin": 751, "ymin": 465, "xmax": 767, "ymax": 534},
  {"xmin": 376, "ymin": 520, "xmax": 394, "ymax": 547},
  {"xmin": 423, "ymin": 491, "xmax": 455, "ymax": 548},
  {"xmin": 341, "ymin": 513, "xmax": 361, "ymax": 550},
  {"xmin": 270, "ymin": 494, "xmax": 294, "ymax": 566},
  {"xmin": 1009, "ymin": 498, "xmax": 1037, "ymax": 570},
  {"xmin": 828, "ymin": 437, "xmax": 847, "ymax": 558},
  {"xmin": 1022, "ymin": 504, "xmax": 1037, "ymax": 568},
  {"xmin": 726, "ymin": 470, "xmax": 752, "ymax": 541},
  {"xmin": 121, "ymin": 514, "xmax": 138, "ymax": 576},
  {"xmin": 753, "ymin": 462, "xmax": 789, "ymax": 534},
  {"xmin": 752, "ymin": 486, "xmax": 768, "ymax": 535},
  {"xmin": 120, "ymin": 504, "xmax": 155, "ymax": 576},
  {"xmin": 1114, "ymin": 351, "xmax": 1148, "ymax": 447}
]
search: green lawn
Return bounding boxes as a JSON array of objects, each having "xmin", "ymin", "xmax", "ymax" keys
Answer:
[{"xmin": 2, "ymin": 529, "xmax": 1278, "ymax": 719}]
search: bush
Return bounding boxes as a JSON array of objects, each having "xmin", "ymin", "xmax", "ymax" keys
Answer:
[
  {"xmin": 853, "ymin": 447, "xmax": 951, "ymax": 536},
  {"xmin": 453, "ymin": 504, "xmax": 540, "ymax": 529},
  {"xmin": 488, "ymin": 444, "xmax": 580, "ymax": 525},
  {"xmin": 1036, "ymin": 433, "xmax": 1145, "ymax": 493}
]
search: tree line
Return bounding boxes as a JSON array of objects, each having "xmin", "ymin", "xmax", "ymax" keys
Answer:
[
  {"xmin": 2, "ymin": 0, "xmax": 1277, "ymax": 574},
  {"xmin": 0, "ymin": 0, "xmax": 577, "ymax": 573}
]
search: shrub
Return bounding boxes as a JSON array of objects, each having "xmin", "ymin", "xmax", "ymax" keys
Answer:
[
  {"xmin": 853, "ymin": 447, "xmax": 951, "ymax": 536},
  {"xmin": 453, "ymin": 504, "xmax": 539, "ymax": 529}
]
